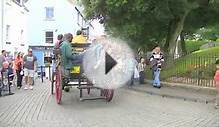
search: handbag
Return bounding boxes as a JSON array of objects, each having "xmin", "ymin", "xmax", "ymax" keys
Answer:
[
  {"xmin": 20, "ymin": 70, "xmax": 24, "ymax": 76},
  {"xmin": 134, "ymin": 67, "xmax": 140, "ymax": 79}
]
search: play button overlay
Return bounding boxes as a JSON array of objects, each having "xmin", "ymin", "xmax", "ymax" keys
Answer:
[
  {"xmin": 83, "ymin": 37, "xmax": 135, "ymax": 89},
  {"xmin": 105, "ymin": 51, "xmax": 117, "ymax": 75}
]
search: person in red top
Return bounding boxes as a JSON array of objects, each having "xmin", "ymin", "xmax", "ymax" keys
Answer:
[
  {"xmin": 14, "ymin": 52, "xmax": 24, "ymax": 89},
  {"xmin": 214, "ymin": 59, "xmax": 219, "ymax": 109}
]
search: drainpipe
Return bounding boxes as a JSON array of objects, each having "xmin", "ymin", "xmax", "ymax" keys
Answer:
[{"xmin": 1, "ymin": 0, "xmax": 4, "ymax": 50}]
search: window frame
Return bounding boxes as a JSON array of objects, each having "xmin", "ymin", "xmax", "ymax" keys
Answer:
[
  {"xmin": 45, "ymin": 31, "xmax": 54, "ymax": 44},
  {"xmin": 6, "ymin": 25, "xmax": 10, "ymax": 41},
  {"xmin": 45, "ymin": 7, "xmax": 54, "ymax": 20}
]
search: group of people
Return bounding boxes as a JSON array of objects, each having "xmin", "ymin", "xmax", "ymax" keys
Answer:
[
  {"xmin": 135, "ymin": 47, "xmax": 219, "ymax": 109},
  {"xmin": 1, "ymin": 29, "xmax": 218, "ymax": 109},
  {"xmin": 0, "ymin": 48, "xmax": 37, "ymax": 93},
  {"xmin": 54, "ymin": 30, "xmax": 165, "ymax": 89},
  {"xmin": 128, "ymin": 46, "xmax": 164, "ymax": 89},
  {"xmin": 54, "ymin": 33, "xmax": 84, "ymax": 75}
]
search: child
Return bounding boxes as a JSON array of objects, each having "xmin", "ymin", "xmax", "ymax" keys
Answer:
[
  {"xmin": 214, "ymin": 59, "xmax": 219, "ymax": 109},
  {"xmin": 0, "ymin": 61, "xmax": 14, "ymax": 95},
  {"xmin": 138, "ymin": 57, "xmax": 146, "ymax": 84},
  {"xmin": 1, "ymin": 61, "xmax": 14, "ymax": 85}
]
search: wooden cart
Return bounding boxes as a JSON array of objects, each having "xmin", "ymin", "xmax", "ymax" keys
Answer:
[{"xmin": 51, "ymin": 43, "xmax": 114, "ymax": 104}]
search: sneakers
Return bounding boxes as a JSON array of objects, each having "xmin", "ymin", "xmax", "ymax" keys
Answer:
[
  {"xmin": 215, "ymin": 103, "xmax": 219, "ymax": 109},
  {"xmin": 29, "ymin": 86, "xmax": 33, "ymax": 90},
  {"xmin": 153, "ymin": 85, "xmax": 161, "ymax": 89},
  {"xmin": 24, "ymin": 86, "xmax": 28, "ymax": 90},
  {"xmin": 24, "ymin": 85, "xmax": 33, "ymax": 90}
]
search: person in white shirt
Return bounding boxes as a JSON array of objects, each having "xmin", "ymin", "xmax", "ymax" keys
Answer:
[{"xmin": 138, "ymin": 57, "xmax": 146, "ymax": 84}]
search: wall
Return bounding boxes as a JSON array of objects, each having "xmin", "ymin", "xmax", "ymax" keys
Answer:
[
  {"xmin": 26, "ymin": 0, "xmax": 105, "ymax": 66},
  {"xmin": 26, "ymin": 0, "xmax": 81, "ymax": 47},
  {"xmin": 0, "ymin": 0, "xmax": 3, "ymax": 50},
  {"xmin": 0, "ymin": 0, "xmax": 29, "ymax": 55}
]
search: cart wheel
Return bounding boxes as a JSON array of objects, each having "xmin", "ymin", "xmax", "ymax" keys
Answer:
[
  {"xmin": 87, "ymin": 81, "xmax": 91, "ymax": 94},
  {"xmin": 87, "ymin": 88, "xmax": 90, "ymax": 94},
  {"xmin": 102, "ymin": 89, "xmax": 114, "ymax": 102},
  {"xmin": 55, "ymin": 67, "xmax": 62, "ymax": 104},
  {"xmin": 51, "ymin": 72, "xmax": 55, "ymax": 95}
]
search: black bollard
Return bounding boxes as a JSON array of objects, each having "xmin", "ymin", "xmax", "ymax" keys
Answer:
[
  {"xmin": 49, "ymin": 65, "xmax": 51, "ymax": 81},
  {"xmin": 41, "ymin": 66, "xmax": 43, "ymax": 83}
]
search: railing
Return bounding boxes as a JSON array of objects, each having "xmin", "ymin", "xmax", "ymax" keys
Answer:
[
  {"xmin": 39, "ymin": 53, "xmax": 218, "ymax": 88},
  {"xmin": 161, "ymin": 53, "xmax": 219, "ymax": 87}
]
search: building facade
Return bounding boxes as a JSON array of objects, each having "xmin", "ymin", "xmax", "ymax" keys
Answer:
[
  {"xmin": 0, "ymin": 0, "xmax": 29, "ymax": 56},
  {"xmin": 26, "ymin": 0, "xmax": 104, "ymax": 66}
]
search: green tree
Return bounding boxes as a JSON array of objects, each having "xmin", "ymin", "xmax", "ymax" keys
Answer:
[
  {"xmin": 80, "ymin": 0, "xmax": 219, "ymax": 57},
  {"xmin": 81, "ymin": 0, "xmax": 170, "ymax": 50},
  {"xmin": 183, "ymin": 2, "xmax": 219, "ymax": 40}
]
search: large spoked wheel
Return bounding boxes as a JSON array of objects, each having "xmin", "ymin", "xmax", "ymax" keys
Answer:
[
  {"xmin": 55, "ymin": 67, "xmax": 62, "ymax": 104},
  {"xmin": 87, "ymin": 88, "xmax": 91, "ymax": 95},
  {"xmin": 102, "ymin": 89, "xmax": 114, "ymax": 102},
  {"xmin": 87, "ymin": 80, "xmax": 92, "ymax": 95},
  {"xmin": 0, "ymin": 82, "xmax": 2, "ymax": 96},
  {"xmin": 51, "ymin": 72, "xmax": 55, "ymax": 95}
]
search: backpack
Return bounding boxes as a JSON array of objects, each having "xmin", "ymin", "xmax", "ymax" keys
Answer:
[{"xmin": 53, "ymin": 41, "xmax": 63, "ymax": 56}]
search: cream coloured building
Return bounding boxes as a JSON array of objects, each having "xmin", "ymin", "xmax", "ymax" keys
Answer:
[{"xmin": 0, "ymin": 0, "xmax": 29, "ymax": 56}]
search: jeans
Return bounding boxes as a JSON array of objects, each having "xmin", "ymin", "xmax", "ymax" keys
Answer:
[
  {"xmin": 139, "ymin": 71, "xmax": 145, "ymax": 84},
  {"xmin": 127, "ymin": 73, "xmax": 134, "ymax": 87},
  {"xmin": 153, "ymin": 69, "xmax": 161, "ymax": 87},
  {"xmin": 16, "ymin": 70, "xmax": 23, "ymax": 87}
]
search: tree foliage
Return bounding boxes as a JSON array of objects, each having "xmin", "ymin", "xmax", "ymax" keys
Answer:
[
  {"xmin": 183, "ymin": 2, "xmax": 219, "ymax": 40},
  {"xmin": 80, "ymin": 0, "xmax": 219, "ymax": 54}
]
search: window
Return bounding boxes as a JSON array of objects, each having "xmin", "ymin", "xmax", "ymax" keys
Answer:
[
  {"xmin": 45, "ymin": 31, "xmax": 53, "ymax": 43},
  {"xmin": 45, "ymin": 7, "xmax": 54, "ymax": 19},
  {"xmin": 6, "ymin": 25, "xmax": 10, "ymax": 41}
]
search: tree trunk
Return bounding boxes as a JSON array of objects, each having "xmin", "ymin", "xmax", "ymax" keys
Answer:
[
  {"xmin": 164, "ymin": 13, "xmax": 188, "ymax": 59},
  {"xmin": 180, "ymin": 31, "xmax": 187, "ymax": 55}
]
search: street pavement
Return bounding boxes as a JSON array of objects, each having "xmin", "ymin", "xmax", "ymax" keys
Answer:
[
  {"xmin": 0, "ymin": 79, "xmax": 219, "ymax": 127},
  {"xmin": 131, "ymin": 83, "xmax": 216, "ymax": 104}
]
